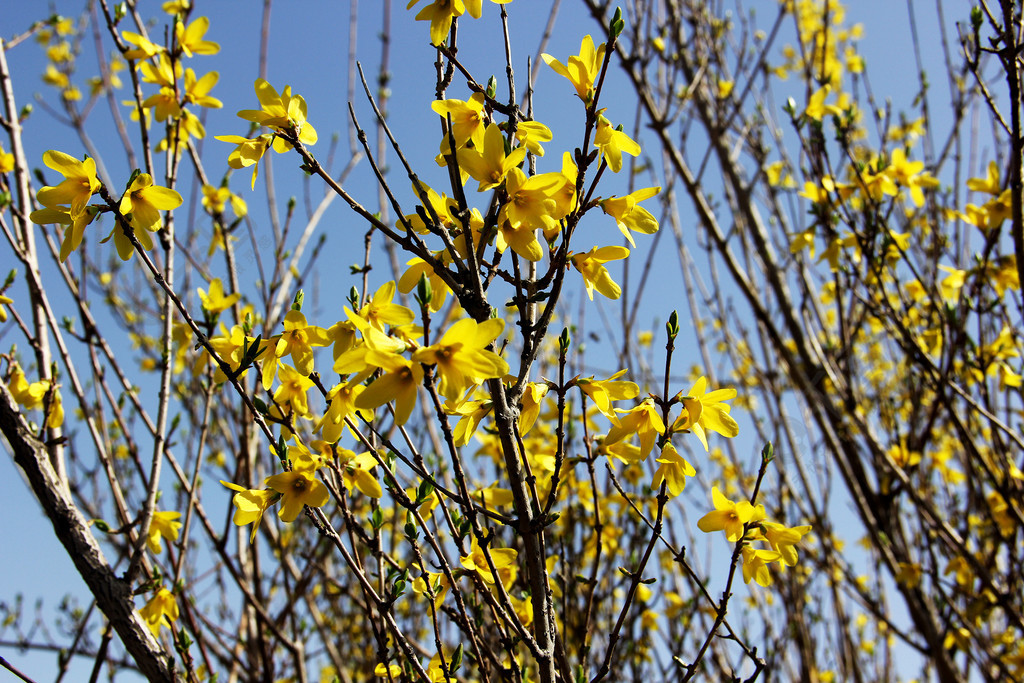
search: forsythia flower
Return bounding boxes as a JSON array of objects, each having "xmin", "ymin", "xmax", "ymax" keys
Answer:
[
  {"xmin": 409, "ymin": 0, "xmax": 465, "ymax": 46},
  {"xmin": 460, "ymin": 539, "xmax": 518, "ymax": 586},
  {"xmin": 600, "ymin": 187, "xmax": 661, "ymax": 247},
  {"xmin": 176, "ymin": 16, "xmax": 220, "ymax": 57},
  {"xmin": 604, "ymin": 398, "xmax": 666, "ymax": 458},
  {"xmin": 216, "ymin": 134, "xmax": 274, "ymax": 190},
  {"xmin": 431, "ymin": 92, "xmax": 487, "ymax": 149},
  {"xmin": 673, "ymin": 376, "xmax": 739, "ymax": 451},
  {"xmin": 594, "ymin": 115, "xmax": 640, "ymax": 173},
  {"xmin": 139, "ymin": 588, "xmax": 178, "ymax": 635},
  {"xmin": 458, "ymin": 122, "xmax": 527, "ymax": 192},
  {"xmin": 0, "ymin": 294, "xmax": 12, "ymax": 323},
  {"xmin": 36, "ymin": 150, "xmax": 101, "ymax": 219},
  {"xmin": 337, "ymin": 449, "xmax": 383, "ymax": 498},
  {"xmin": 146, "ymin": 510, "xmax": 182, "ymax": 554},
  {"xmin": 542, "ymin": 35, "xmax": 606, "ymax": 102},
  {"xmin": 571, "ymin": 245, "xmax": 630, "ymax": 300},
  {"xmin": 275, "ymin": 310, "xmax": 331, "ymax": 375},
  {"xmin": 742, "ymin": 547, "xmax": 782, "ymax": 586},
  {"xmin": 265, "ymin": 467, "xmax": 329, "ymax": 523},
  {"xmin": 411, "ymin": 317, "xmax": 509, "ymax": 398},
  {"xmin": 237, "ymin": 79, "xmax": 317, "ymax": 146},
  {"xmin": 697, "ymin": 486, "xmax": 764, "ymax": 542},
  {"xmin": 652, "ymin": 442, "xmax": 696, "ymax": 497},
  {"xmin": 273, "ymin": 364, "xmax": 315, "ymax": 417},
  {"xmin": 221, "ymin": 480, "xmax": 277, "ymax": 542},
  {"xmin": 119, "ymin": 173, "xmax": 183, "ymax": 232},
  {"xmin": 198, "ymin": 278, "xmax": 240, "ymax": 314},
  {"xmin": 760, "ymin": 521, "xmax": 812, "ymax": 567}
]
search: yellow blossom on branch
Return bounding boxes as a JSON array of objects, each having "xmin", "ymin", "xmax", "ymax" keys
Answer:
[
  {"xmin": 221, "ymin": 480, "xmax": 277, "ymax": 542},
  {"xmin": 175, "ymin": 16, "xmax": 220, "ymax": 57},
  {"xmin": 139, "ymin": 587, "xmax": 178, "ymax": 636},
  {"xmin": 264, "ymin": 467, "xmax": 329, "ymax": 523},
  {"xmin": 275, "ymin": 310, "xmax": 331, "ymax": 375},
  {"xmin": 197, "ymin": 278, "xmax": 240, "ymax": 314},
  {"xmin": 599, "ymin": 186, "xmax": 661, "ymax": 247},
  {"xmin": 412, "ymin": 317, "xmax": 509, "ymax": 398},
  {"xmin": 145, "ymin": 510, "xmax": 182, "ymax": 554},
  {"xmin": 672, "ymin": 375, "xmax": 739, "ymax": 451},
  {"xmin": 216, "ymin": 134, "xmax": 274, "ymax": 190},
  {"xmin": 741, "ymin": 547, "xmax": 782, "ymax": 586},
  {"xmin": 652, "ymin": 442, "xmax": 696, "ymax": 496},
  {"xmin": 431, "ymin": 92, "xmax": 487, "ymax": 149},
  {"xmin": 36, "ymin": 150, "xmax": 101, "ymax": 219},
  {"xmin": 594, "ymin": 115, "xmax": 641, "ymax": 173},
  {"xmin": 571, "ymin": 245, "xmax": 630, "ymax": 300},
  {"xmin": 460, "ymin": 538, "xmax": 518, "ymax": 587},
  {"xmin": 237, "ymin": 79, "xmax": 317, "ymax": 147},
  {"xmin": 697, "ymin": 486, "xmax": 764, "ymax": 542},
  {"xmin": 542, "ymin": 35, "xmax": 606, "ymax": 103},
  {"xmin": 604, "ymin": 397, "xmax": 666, "ymax": 458}
]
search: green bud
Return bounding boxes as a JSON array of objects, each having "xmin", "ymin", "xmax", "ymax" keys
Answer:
[
  {"xmin": 559, "ymin": 327, "xmax": 571, "ymax": 354},
  {"xmin": 666, "ymin": 310, "xmax": 679, "ymax": 340},
  {"xmin": 114, "ymin": 3, "xmax": 127, "ymax": 22},
  {"xmin": 486, "ymin": 76, "xmax": 497, "ymax": 99},
  {"xmin": 371, "ymin": 507, "xmax": 384, "ymax": 530},
  {"xmin": 970, "ymin": 6, "xmax": 982, "ymax": 31},
  {"xmin": 291, "ymin": 290, "xmax": 304, "ymax": 311},
  {"xmin": 450, "ymin": 644, "xmax": 464, "ymax": 673},
  {"xmin": 348, "ymin": 287, "xmax": 360, "ymax": 308},
  {"xmin": 761, "ymin": 441, "xmax": 775, "ymax": 464},
  {"xmin": 416, "ymin": 273, "xmax": 433, "ymax": 308},
  {"xmin": 93, "ymin": 519, "xmax": 111, "ymax": 533}
]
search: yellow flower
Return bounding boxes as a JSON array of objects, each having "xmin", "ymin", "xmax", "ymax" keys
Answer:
[
  {"xmin": 697, "ymin": 486, "xmax": 763, "ymax": 542},
  {"xmin": 139, "ymin": 587, "xmax": 178, "ymax": 636},
  {"xmin": 517, "ymin": 382, "xmax": 549, "ymax": 434},
  {"xmin": 122, "ymin": 30, "xmax": 165, "ymax": 61},
  {"xmin": 398, "ymin": 255, "xmax": 452, "ymax": 313},
  {"xmin": 146, "ymin": 510, "xmax": 182, "ymax": 554},
  {"xmin": 265, "ymin": 468, "xmax": 329, "ymax": 523},
  {"xmin": 804, "ymin": 85, "xmax": 843, "ymax": 121},
  {"xmin": 317, "ymin": 382, "xmax": 369, "ymax": 443},
  {"xmin": 431, "ymin": 92, "xmax": 487, "ymax": 149},
  {"xmin": 275, "ymin": 310, "xmax": 331, "ymax": 375},
  {"xmin": 741, "ymin": 547, "xmax": 781, "ymax": 586},
  {"xmin": 571, "ymin": 245, "xmax": 630, "ymax": 300},
  {"xmin": 197, "ymin": 278, "xmax": 240, "ymax": 314},
  {"xmin": 594, "ymin": 115, "xmax": 641, "ymax": 173},
  {"xmin": 201, "ymin": 185, "xmax": 247, "ymax": 217},
  {"xmin": 513, "ymin": 119, "xmax": 552, "ymax": 156},
  {"xmin": 36, "ymin": 150, "xmax": 101, "ymax": 219},
  {"xmin": 176, "ymin": 16, "xmax": 220, "ymax": 57},
  {"xmin": 498, "ymin": 167, "xmax": 566, "ymax": 235},
  {"xmin": 460, "ymin": 539, "xmax": 518, "ymax": 587},
  {"xmin": 351, "ymin": 281, "xmax": 416, "ymax": 332},
  {"xmin": 0, "ymin": 294, "xmax": 12, "ymax": 323},
  {"xmin": 355, "ymin": 352, "xmax": 424, "ymax": 425},
  {"xmin": 0, "ymin": 144, "xmax": 13, "ymax": 173},
  {"xmin": 8, "ymin": 364, "xmax": 50, "ymax": 410},
  {"xmin": 221, "ymin": 480, "xmax": 277, "ymax": 542},
  {"xmin": 237, "ymin": 79, "xmax": 317, "ymax": 146},
  {"xmin": 967, "ymin": 160, "xmax": 1001, "ymax": 196},
  {"xmin": 458, "ymin": 122, "xmax": 527, "ymax": 192},
  {"xmin": 411, "ymin": 317, "xmax": 509, "ymax": 398},
  {"xmin": 337, "ymin": 449, "xmax": 383, "ymax": 498},
  {"xmin": 576, "ymin": 370, "xmax": 639, "ymax": 421},
  {"xmin": 215, "ymin": 134, "xmax": 274, "ymax": 190},
  {"xmin": 409, "ymin": 0, "xmax": 466, "ymax": 46},
  {"xmin": 30, "ymin": 205, "xmax": 100, "ymax": 262},
  {"xmin": 604, "ymin": 398, "xmax": 666, "ymax": 458},
  {"xmin": 760, "ymin": 521, "xmax": 811, "ymax": 567},
  {"xmin": 542, "ymin": 35, "xmax": 606, "ymax": 102},
  {"xmin": 599, "ymin": 187, "xmax": 660, "ymax": 247},
  {"xmin": 672, "ymin": 376, "xmax": 739, "ymax": 451},
  {"xmin": 652, "ymin": 442, "xmax": 696, "ymax": 497},
  {"xmin": 119, "ymin": 173, "xmax": 183, "ymax": 232},
  {"xmin": 273, "ymin": 364, "xmax": 315, "ymax": 417},
  {"xmin": 183, "ymin": 68, "xmax": 222, "ymax": 109}
]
